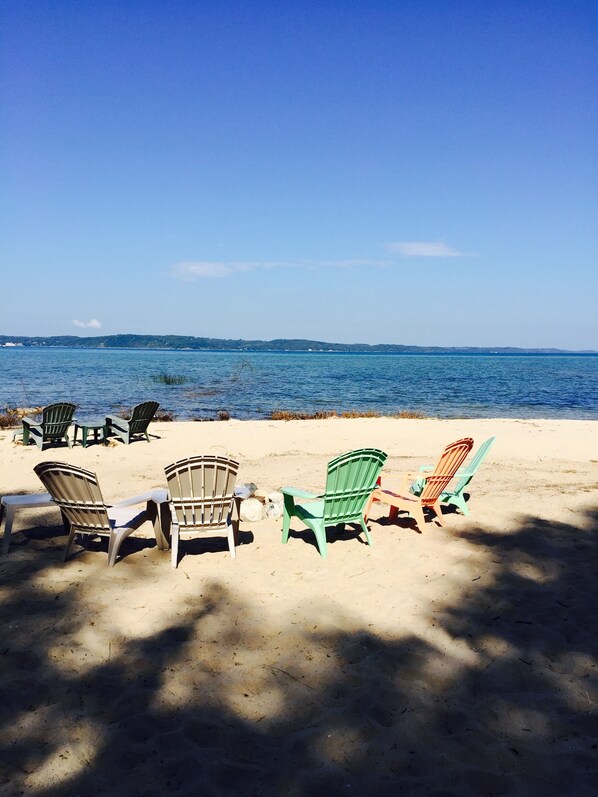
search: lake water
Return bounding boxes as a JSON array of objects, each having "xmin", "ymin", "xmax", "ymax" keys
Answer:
[{"xmin": 1, "ymin": 348, "xmax": 597, "ymax": 420}]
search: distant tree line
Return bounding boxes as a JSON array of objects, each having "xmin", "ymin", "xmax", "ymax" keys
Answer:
[{"xmin": 0, "ymin": 334, "xmax": 589, "ymax": 354}]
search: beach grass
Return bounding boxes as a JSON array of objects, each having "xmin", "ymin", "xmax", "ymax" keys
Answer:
[
  {"xmin": 151, "ymin": 372, "xmax": 188, "ymax": 385},
  {"xmin": 0, "ymin": 406, "xmax": 44, "ymax": 428},
  {"xmin": 270, "ymin": 409, "xmax": 426, "ymax": 421}
]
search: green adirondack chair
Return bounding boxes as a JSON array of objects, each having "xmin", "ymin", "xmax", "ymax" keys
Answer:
[
  {"xmin": 106, "ymin": 401, "xmax": 160, "ymax": 444},
  {"xmin": 281, "ymin": 448, "xmax": 388, "ymax": 558},
  {"xmin": 411, "ymin": 436, "xmax": 495, "ymax": 515},
  {"xmin": 21, "ymin": 402, "xmax": 77, "ymax": 450}
]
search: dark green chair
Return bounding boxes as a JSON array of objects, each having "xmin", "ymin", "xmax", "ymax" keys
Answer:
[
  {"xmin": 281, "ymin": 448, "xmax": 388, "ymax": 558},
  {"xmin": 22, "ymin": 402, "xmax": 77, "ymax": 450},
  {"xmin": 106, "ymin": 401, "xmax": 160, "ymax": 444}
]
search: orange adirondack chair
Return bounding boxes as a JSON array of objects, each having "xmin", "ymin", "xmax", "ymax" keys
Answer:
[{"xmin": 368, "ymin": 438, "xmax": 473, "ymax": 531}]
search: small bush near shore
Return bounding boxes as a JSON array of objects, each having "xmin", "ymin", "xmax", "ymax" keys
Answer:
[
  {"xmin": 0, "ymin": 406, "xmax": 44, "ymax": 429},
  {"xmin": 270, "ymin": 409, "xmax": 426, "ymax": 421},
  {"xmin": 193, "ymin": 410, "xmax": 231, "ymax": 422},
  {"xmin": 0, "ymin": 408, "xmax": 21, "ymax": 429},
  {"xmin": 151, "ymin": 372, "xmax": 188, "ymax": 385},
  {"xmin": 154, "ymin": 410, "xmax": 176, "ymax": 422}
]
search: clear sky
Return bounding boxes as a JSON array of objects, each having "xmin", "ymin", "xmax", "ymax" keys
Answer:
[{"xmin": 2, "ymin": 1, "xmax": 597, "ymax": 348}]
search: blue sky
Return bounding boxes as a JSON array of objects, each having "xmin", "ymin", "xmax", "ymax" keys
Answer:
[{"xmin": 2, "ymin": 1, "xmax": 597, "ymax": 348}]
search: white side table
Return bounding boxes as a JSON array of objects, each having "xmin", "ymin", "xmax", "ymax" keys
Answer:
[{"xmin": 1, "ymin": 493, "xmax": 55, "ymax": 555}]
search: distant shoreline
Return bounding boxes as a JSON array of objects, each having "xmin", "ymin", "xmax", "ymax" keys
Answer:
[{"xmin": 0, "ymin": 334, "xmax": 596, "ymax": 355}]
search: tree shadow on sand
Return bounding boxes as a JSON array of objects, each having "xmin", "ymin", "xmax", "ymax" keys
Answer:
[{"xmin": 1, "ymin": 508, "xmax": 597, "ymax": 796}]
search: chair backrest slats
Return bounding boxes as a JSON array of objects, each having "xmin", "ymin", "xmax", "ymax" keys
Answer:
[
  {"xmin": 41, "ymin": 402, "xmax": 76, "ymax": 440},
  {"xmin": 452, "ymin": 436, "xmax": 495, "ymax": 494},
  {"xmin": 323, "ymin": 448, "xmax": 387, "ymax": 523},
  {"xmin": 34, "ymin": 461, "xmax": 111, "ymax": 534},
  {"xmin": 165, "ymin": 455, "xmax": 239, "ymax": 531},
  {"xmin": 420, "ymin": 438, "xmax": 474, "ymax": 504},
  {"xmin": 128, "ymin": 401, "xmax": 160, "ymax": 435}
]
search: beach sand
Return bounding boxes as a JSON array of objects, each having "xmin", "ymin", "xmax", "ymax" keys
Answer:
[{"xmin": 1, "ymin": 417, "xmax": 597, "ymax": 795}]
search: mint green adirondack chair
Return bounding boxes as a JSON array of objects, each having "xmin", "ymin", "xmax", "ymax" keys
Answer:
[
  {"xmin": 411, "ymin": 436, "xmax": 495, "ymax": 516},
  {"xmin": 22, "ymin": 402, "xmax": 77, "ymax": 450},
  {"xmin": 281, "ymin": 448, "xmax": 388, "ymax": 558},
  {"xmin": 106, "ymin": 401, "xmax": 160, "ymax": 444}
]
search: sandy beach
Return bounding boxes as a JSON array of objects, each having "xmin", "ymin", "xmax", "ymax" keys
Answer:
[{"xmin": 1, "ymin": 416, "xmax": 597, "ymax": 795}]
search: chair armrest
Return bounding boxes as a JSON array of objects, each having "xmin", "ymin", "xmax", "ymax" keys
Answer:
[
  {"xmin": 22, "ymin": 416, "xmax": 41, "ymax": 427},
  {"xmin": 455, "ymin": 467, "xmax": 473, "ymax": 477},
  {"xmin": 280, "ymin": 487, "xmax": 322, "ymax": 500},
  {"xmin": 106, "ymin": 415, "xmax": 128, "ymax": 429},
  {"xmin": 110, "ymin": 488, "xmax": 169, "ymax": 509},
  {"xmin": 418, "ymin": 464, "xmax": 433, "ymax": 473},
  {"xmin": 379, "ymin": 473, "xmax": 412, "ymax": 496}
]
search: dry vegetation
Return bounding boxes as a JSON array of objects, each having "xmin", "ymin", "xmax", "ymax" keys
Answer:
[
  {"xmin": 270, "ymin": 409, "xmax": 426, "ymax": 421},
  {"xmin": 0, "ymin": 406, "xmax": 43, "ymax": 429}
]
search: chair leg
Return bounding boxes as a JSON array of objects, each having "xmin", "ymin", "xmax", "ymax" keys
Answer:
[
  {"xmin": 227, "ymin": 523, "xmax": 236, "ymax": 559},
  {"xmin": 448, "ymin": 494, "xmax": 470, "ymax": 515},
  {"xmin": 282, "ymin": 496, "xmax": 294, "ymax": 544},
  {"xmin": 312, "ymin": 521, "xmax": 328, "ymax": 558},
  {"xmin": 63, "ymin": 526, "xmax": 78, "ymax": 562},
  {"xmin": 171, "ymin": 524, "xmax": 180, "ymax": 568},
  {"xmin": 107, "ymin": 533, "xmax": 118, "ymax": 567},
  {"xmin": 2, "ymin": 506, "xmax": 16, "ymax": 556},
  {"xmin": 430, "ymin": 501, "xmax": 445, "ymax": 526},
  {"xmin": 148, "ymin": 501, "xmax": 171, "ymax": 550},
  {"xmin": 363, "ymin": 494, "xmax": 374, "ymax": 523},
  {"xmin": 410, "ymin": 503, "xmax": 427, "ymax": 532},
  {"xmin": 359, "ymin": 516, "xmax": 373, "ymax": 546}
]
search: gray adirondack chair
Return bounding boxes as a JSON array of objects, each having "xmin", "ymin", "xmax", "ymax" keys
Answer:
[
  {"xmin": 22, "ymin": 402, "xmax": 77, "ymax": 450},
  {"xmin": 106, "ymin": 401, "xmax": 160, "ymax": 444},
  {"xmin": 282, "ymin": 448, "xmax": 388, "ymax": 558},
  {"xmin": 410, "ymin": 436, "xmax": 495, "ymax": 516},
  {"xmin": 165, "ymin": 455, "xmax": 239, "ymax": 568},
  {"xmin": 34, "ymin": 461, "xmax": 169, "ymax": 566}
]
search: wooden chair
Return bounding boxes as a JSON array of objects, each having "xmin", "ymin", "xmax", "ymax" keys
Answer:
[
  {"xmin": 368, "ymin": 438, "xmax": 473, "ymax": 531},
  {"xmin": 411, "ymin": 436, "xmax": 495, "ymax": 516}
]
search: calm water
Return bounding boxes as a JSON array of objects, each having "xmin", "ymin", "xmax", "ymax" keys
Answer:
[{"xmin": 1, "ymin": 348, "xmax": 597, "ymax": 420}]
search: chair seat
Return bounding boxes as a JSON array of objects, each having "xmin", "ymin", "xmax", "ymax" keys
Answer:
[
  {"xmin": 294, "ymin": 500, "xmax": 325, "ymax": 521},
  {"xmin": 374, "ymin": 488, "xmax": 415, "ymax": 504},
  {"xmin": 107, "ymin": 506, "xmax": 149, "ymax": 530}
]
